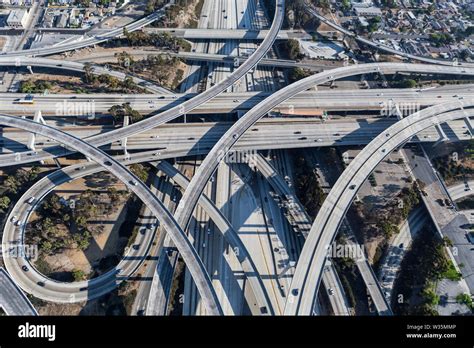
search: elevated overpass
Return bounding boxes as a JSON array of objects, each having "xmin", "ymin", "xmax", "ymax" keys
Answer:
[
  {"xmin": 0, "ymin": 114, "xmax": 223, "ymax": 315},
  {"xmin": 0, "ymin": 56, "xmax": 172, "ymax": 94},
  {"xmin": 0, "ymin": 0, "xmax": 285, "ymax": 169},
  {"xmin": 1, "ymin": 7, "xmax": 166, "ymax": 57},
  {"xmin": 2, "ymin": 87, "xmax": 474, "ymax": 116},
  {"xmin": 168, "ymin": 64, "xmax": 474, "ymax": 290},
  {"xmin": 285, "ymin": 101, "xmax": 474, "ymax": 315}
]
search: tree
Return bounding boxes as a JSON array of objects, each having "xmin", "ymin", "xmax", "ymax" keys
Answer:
[
  {"xmin": 108, "ymin": 103, "xmax": 143, "ymax": 123},
  {"xmin": 284, "ymin": 39, "xmax": 303, "ymax": 60},
  {"xmin": 4, "ymin": 175, "xmax": 20, "ymax": 194},
  {"xmin": 107, "ymin": 187, "xmax": 120, "ymax": 202},
  {"xmin": 116, "ymin": 51, "xmax": 134, "ymax": 69},
  {"xmin": 109, "ymin": 104, "xmax": 126, "ymax": 123},
  {"xmin": 0, "ymin": 196, "xmax": 10, "ymax": 210},
  {"xmin": 83, "ymin": 63, "xmax": 95, "ymax": 84},
  {"xmin": 122, "ymin": 76, "xmax": 137, "ymax": 91},
  {"xmin": 72, "ymin": 269, "xmax": 86, "ymax": 281}
]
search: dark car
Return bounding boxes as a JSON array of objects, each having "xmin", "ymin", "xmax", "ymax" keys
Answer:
[
  {"xmin": 21, "ymin": 265, "xmax": 29, "ymax": 272},
  {"xmin": 37, "ymin": 281, "xmax": 45, "ymax": 287}
]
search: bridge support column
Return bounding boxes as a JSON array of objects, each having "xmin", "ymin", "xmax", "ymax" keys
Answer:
[
  {"xmin": 26, "ymin": 65, "xmax": 33, "ymax": 74},
  {"xmin": 464, "ymin": 117, "xmax": 474, "ymax": 137},
  {"xmin": 27, "ymin": 111, "xmax": 46, "ymax": 164},
  {"xmin": 120, "ymin": 115, "xmax": 130, "ymax": 155},
  {"xmin": 27, "ymin": 111, "xmax": 46, "ymax": 151},
  {"xmin": 277, "ymin": 261, "xmax": 296, "ymax": 279},
  {"xmin": 434, "ymin": 124, "xmax": 448, "ymax": 146}
]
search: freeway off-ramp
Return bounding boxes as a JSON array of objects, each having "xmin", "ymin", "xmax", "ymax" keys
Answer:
[
  {"xmin": 285, "ymin": 101, "xmax": 474, "ymax": 315},
  {"xmin": 0, "ymin": 114, "xmax": 223, "ymax": 315},
  {"xmin": 0, "ymin": 0, "xmax": 285, "ymax": 169},
  {"xmin": 1, "ymin": 0, "xmax": 473, "ymax": 317},
  {"xmin": 1, "ymin": 0, "xmax": 285, "ymax": 313},
  {"xmin": 1, "ymin": 62, "xmax": 472, "ymax": 314},
  {"xmin": 1, "ymin": 8, "xmax": 165, "ymax": 58},
  {"xmin": 0, "ymin": 56, "xmax": 172, "ymax": 94},
  {"xmin": 170, "ymin": 63, "xmax": 474, "ymax": 291}
]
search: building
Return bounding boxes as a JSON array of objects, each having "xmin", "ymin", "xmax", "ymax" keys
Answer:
[
  {"xmin": 6, "ymin": 9, "xmax": 30, "ymax": 29},
  {"xmin": 353, "ymin": 6, "xmax": 382, "ymax": 17},
  {"xmin": 55, "ymin": 12, "xmax": 69, "ymax": 28}
]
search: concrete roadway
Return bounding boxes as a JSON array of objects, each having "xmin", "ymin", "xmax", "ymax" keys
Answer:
[
  {"xmin": 3, "ymin": 87, "xmax": 474, "ymax": 116},
  {"xmin": 378, "ymin": 207, "xmax": 428, "ymax": 304},
  {"xmin": 169, "ymin": 64, "xmax": 474, "ymax": 295},
  {"xmin": 2, "ymin": 117, "xmax": 472, "ymax": 155},
  {"xmin": 254, "ymin": 154, "xmax": 351, "ymax": 315},
  {"xmin": 448, "ymin": 180, "xmax": 474, "ymax": 202},
  {"xmin": 156, "ymin": 160, "xmax": 273, "ymax": 315},
  {"xmin": 1, "ymin": 6, "xmax": 167, "ymax": 57},
  {"xmin": 0, "ymin": 56, "xmax": 172, "ymax": 94},
  {"xmin": 0, "ymin": 115, "xmax": 223, "ymax": 315},
  {"xmin": 83, "ymin": 27, "xmax": 311, "ymax": 40},
  {"xmin": 0, "ymin": 268, "xmax": 37, "ymax": 315},
  {"xmin": 285, "ymin": 101, "xmax": 474, "ymax": 315},
  {"xmin": 309, "ymin": 149, "xmax": 391, "ymax": 315},
  {"xmin": 3, "ymin": 145, "xmax": 272, "ymax": 313},
  {"xmin": 2, "ymin": 147, "xmax": 208, "ymax": 304},
  {"xmin": 0, "ymin": 0, "xmax": 285, "ymax": 168},
  {"xmin": 70, "ymin": 48, "xmax": 335, "ymax": 71},
  {"xmin": 6, "ymin": 115, "xmax": 468, "ymax": 309},
  {"xmin": 130, "ymin": 166, "xmax": 170, "ymax": 316}
]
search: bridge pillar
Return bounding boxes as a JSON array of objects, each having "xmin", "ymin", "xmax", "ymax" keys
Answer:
[
  {"xmin": 434, "ymin": 124, "xmax": 448, "ymax": 146},
  {"xmin": 464, "ymin": 117, "xmax": 474, "ymax": 137},
  {"xmin": 120, "ymin": 115, "xmax": 130, "ymax": 154},
  {"xmin": 277, "ymin": 260, "xmax": 296, "ymax": 279},
  {"xmin": 26, "ymin": 65, "xmax": 33, "ymax": 74},
  {"xmin": 27, "ymin": 111, "xmax": 46, "ymax": 151},
  {"xmin": 27, "ymin": 111, "xmax": 46, "ymax": 164}
]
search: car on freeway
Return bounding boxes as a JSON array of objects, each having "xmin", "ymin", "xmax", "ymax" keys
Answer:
[{"xmin": 21, "ymin": 265, "xmax": 29, "ymax": 272}]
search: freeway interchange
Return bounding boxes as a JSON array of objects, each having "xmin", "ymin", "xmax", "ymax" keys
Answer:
[{"xmin": 0, "ymin": 0, "xmax": 473, "ymax": 318}]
